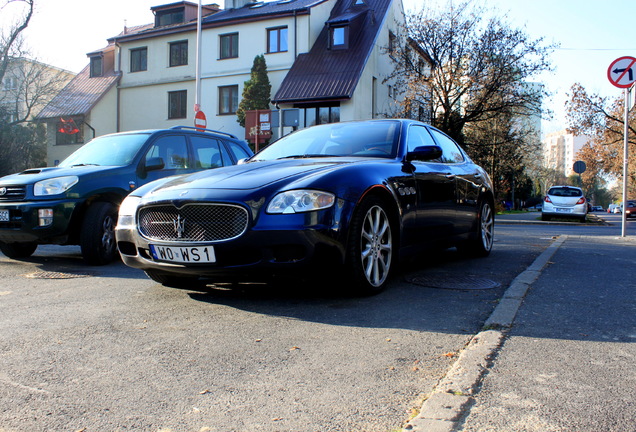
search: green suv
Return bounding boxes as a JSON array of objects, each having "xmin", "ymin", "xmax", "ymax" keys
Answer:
[{"xmin": 0, "ymin": 126, "xmax": 252, "ymax": 265}]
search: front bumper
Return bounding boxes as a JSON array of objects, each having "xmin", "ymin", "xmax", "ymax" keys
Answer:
[
  {"xmin": 115, "ymin": 213, "xmax": 348, "ymax": 279},
  {"xmin": 0, "ymin": 199, "xmax": 81, "ymax": 244}
]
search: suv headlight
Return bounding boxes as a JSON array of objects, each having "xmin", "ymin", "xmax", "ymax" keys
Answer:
[
  {"xmin": 33, "ymin": 176, "xmax": 78, "ymax": 196},
  {"xmin": 267, "ymin": 190, "xmax": 335, "ymax": 214},
  {"xmin": 117, "ymin": 195, "xmax": 141, "ymax": 228}
]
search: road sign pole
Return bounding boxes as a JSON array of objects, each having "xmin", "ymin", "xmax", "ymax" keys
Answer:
[{"xmin": 622, "ymin": 87, "xmax": 630, "ymax": 237}]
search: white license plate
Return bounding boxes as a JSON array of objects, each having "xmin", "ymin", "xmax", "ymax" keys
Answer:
[
  {"xmin": 555, "ymin": 208, "xmax": 572, "ymax": 213},
  {"xmin": 0, "ymin": 209, "xmax": 8, "ymax": 222},
  {"xmin": 149, "ymin": 244, "xmax": 216, "ymax": 263}
]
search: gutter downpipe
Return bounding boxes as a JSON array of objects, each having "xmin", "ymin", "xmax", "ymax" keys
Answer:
[{"xmin": 116, "ymin": 42, "xmax": 122, "ymax": 132}]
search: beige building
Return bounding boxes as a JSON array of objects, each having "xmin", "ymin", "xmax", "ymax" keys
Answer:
[
  {"xmin": 0, "ymin": 57, "xmax": 74, "ymax": 124},
  {"xmin": 543, "ymin": 130, "xmax": 590, "ymax": 177},
  {"xmin": 37, "ymin": 0, "xmax": 408, "ymax": 165}
]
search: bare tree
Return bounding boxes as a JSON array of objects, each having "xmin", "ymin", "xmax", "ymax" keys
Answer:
[
  {"xmin": 0, "ymin": 0, "xmax": 34, "ymax": 84},
  {"xmin": 387, "ymin": 1, "xmax": 554, "ymax": 206},
  {"xmin": 566, "ymin": 83, "xmax": 636, "ymax": 196},
  {"xmin": 1, "ymin": 0, "xmax": 75, "ymax": 174}
]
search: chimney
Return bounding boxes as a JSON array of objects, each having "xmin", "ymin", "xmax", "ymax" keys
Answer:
[{"xmin": 224, "ymin": 0, "xmax": 252, "ymax": 9}]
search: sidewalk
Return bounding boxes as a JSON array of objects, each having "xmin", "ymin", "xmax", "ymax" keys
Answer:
[{"xmin": 404, "ymin": 233, "xmax": 636, "ymax": 432}]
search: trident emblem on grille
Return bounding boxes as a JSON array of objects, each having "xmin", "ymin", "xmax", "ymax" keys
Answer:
[{"xmin": 173, "ymin": 215, "xmax": 186, "ymax": 238}]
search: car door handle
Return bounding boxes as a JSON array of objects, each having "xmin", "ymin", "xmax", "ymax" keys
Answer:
[
  {"xmin": 445, "ymin": 173, "xmax": 456, "ymax": 179},
  {"xmin": 474, "ymin": 173, "xmax": 482, "ymax": 178}
]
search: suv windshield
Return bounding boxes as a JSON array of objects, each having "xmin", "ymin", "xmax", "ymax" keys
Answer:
[
  {"xmin": 250, "ymin": 121, "xmax": 400, "ymax": 161},
  {"xmin": 59, "ymin": 133, "xmax": 151, "ymax": 167}
]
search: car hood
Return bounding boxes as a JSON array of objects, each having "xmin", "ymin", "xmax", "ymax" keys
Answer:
[
  {"xmin": 147, "ymin": 159, "xmax": 352, "ymax": 194},
  {"xmin": 0, "ymin": 165, "xmax": 121, "ymax": 184}
]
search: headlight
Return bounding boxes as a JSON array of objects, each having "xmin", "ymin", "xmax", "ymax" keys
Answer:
[
  {"xmin": 33, "ymin": 176, "xmax": 78, "ymax": 196},
  {"xmin": 117, "ymin": 195, "xmax": 141, "ymax": 228},
  {"xmin": 267, "ymin": 190, "xmax": 335, "ymax": 214}
]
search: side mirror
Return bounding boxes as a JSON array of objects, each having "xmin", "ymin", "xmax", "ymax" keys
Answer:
[
  {"xmin": 406, "ymin": 145, "xmax": 443, "ymax": 162},
  {"xmin": 144, "ymin": 157, "xmax": 165, "ymax": 172}
]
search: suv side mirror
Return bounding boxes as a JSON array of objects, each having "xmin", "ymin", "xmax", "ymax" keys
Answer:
[
  {"xmin": 406, "ymin": 145, "xmax": 443, "ymax": 162},
  {"xmin": 145, "ymin": 157, "xmax": 165, "ymax": 172}
]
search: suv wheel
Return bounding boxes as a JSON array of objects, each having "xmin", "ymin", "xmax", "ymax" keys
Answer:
[
  {"xmin": 0, "ymin": 241, "xmax": 37, "ymax": 259},
  {"xmin": 80, "ymin": 202, "xmax": 119, "ymax": 265}
]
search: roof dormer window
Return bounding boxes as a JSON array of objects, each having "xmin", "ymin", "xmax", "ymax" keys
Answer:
[
  {"xmin": 155, "ymin": 8, "xmax": 185, "ymax": 27},
  {"xmin": 90, "ymin": 56, "xmax": 103, "ymax": 77},
  {"xmin": 330, "ymin": 25, "xmax": 348, "ymax": 49}
]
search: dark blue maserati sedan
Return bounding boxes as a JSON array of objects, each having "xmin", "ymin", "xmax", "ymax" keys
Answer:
[{"xmin": 115, "ymin": 119, "xmax": 494, "ymax": 294}]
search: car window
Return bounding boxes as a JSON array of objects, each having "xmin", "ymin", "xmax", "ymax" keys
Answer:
[
  {"xmin": 548, "ymin": 187, "xmax": 582, "ymax": 197},
  {"xmin": 428, "ymin": 128, "xmax": 465, "ymax": 164},
  {"xmin": 227, "ymin": 141, "xmax": 251, "ymax": 161},
  {"xmin": 190, "ymin": 136, "xmax": 224, "ymax": 168},
  {"xmin": 406, "ymin": 125, "xmax": 437, "ymax": 153},
  {"xmin": 145, "ymin": 135, "xmax": 189, "ymax": 169}
]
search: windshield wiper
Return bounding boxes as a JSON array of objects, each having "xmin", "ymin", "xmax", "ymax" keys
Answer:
[
  {"xmin": 276, "ymin": 154, "xmax": 338, "ymax": 160},
  {"xmin": 71, "ymin": 163, "xmax": 100, "ymax": 167}
]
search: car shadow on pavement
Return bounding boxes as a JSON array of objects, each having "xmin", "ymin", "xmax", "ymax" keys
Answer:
[{"xmin": 183, "ymin": 248, "xmax": 507, "ymax": 334}]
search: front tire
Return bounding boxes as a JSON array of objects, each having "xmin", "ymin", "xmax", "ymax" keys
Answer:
[
  {"xmin": 0, "ymin": 241, "xmax": 37, "ymax": 259},
  {"xmin": 345, "ymin": 196, "xmax": 395, "ymax": 295},
  {"xmin": 80, "ymin": 201, "xmax": 119, "ymax": 265},
  {"xmin": 459, "ymin": 200, "xmax": 494, "ymax": 257}
]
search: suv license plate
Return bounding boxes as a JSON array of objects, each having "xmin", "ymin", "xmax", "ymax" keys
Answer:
[
  {"xmin": 150, "ymin": 244, "xmax": 216, "ymax": 263},
  {"xmin": 0, "ymin": 209, "xmax": 9, "ymax": 222}
]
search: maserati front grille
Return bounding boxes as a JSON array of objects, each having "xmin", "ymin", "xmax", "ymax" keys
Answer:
[{"xmin": 138, "ymin": 203, "xmax": 249, "ymax": 243}]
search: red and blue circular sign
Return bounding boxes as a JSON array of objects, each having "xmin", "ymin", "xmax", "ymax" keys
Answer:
[{"xmin": 608, "ymin": 56, "xmax": 636, "ymax": 88}]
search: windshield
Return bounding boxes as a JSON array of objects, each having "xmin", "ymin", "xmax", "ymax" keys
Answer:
[
  {"xmin": 251, "ymin": 121, "xmax": 400, "ymax": 162},
  {"xmin": 59, "ymin": 133, "xmax": 151, "ymax": 167}
]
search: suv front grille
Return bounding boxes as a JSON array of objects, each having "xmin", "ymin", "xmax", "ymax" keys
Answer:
[
  {"xmin": 0, "ymin": 185, "xmax": 27, "ymax": 201},
  {"xmin": 138, "ymin": 203, "xmax": 249, "ymax": 243}
]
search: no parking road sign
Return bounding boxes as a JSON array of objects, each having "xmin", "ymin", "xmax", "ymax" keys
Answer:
[{"xmin": 608, "ymin": 56, "xmax": 636, "ymax": 88}]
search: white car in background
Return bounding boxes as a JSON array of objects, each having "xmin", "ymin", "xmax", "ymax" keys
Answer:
[{"xmin": 541, "ymin": 185, "xmax": 588, "ymax": 222}]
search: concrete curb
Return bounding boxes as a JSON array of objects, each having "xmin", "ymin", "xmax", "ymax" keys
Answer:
[{"xmin": 402, "ymin": 236, "xmax": 567, "ymax": 432}]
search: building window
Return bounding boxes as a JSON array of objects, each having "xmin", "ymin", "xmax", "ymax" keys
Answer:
[
  {"xmin": 156, "ymin": 9, "xmax": 184, "ymax": 26},
  {"xmin": 304, "ymin": 105, "xmax": 340, "ymax": 127},
  {"xmin": 168, "ymin": 90, "xmax": 187, "ymax": 119},
  {"xmin": 330, "ymin": 26, "xmax": 348, "ymax": 49},
  {"xmin": 2, "ymin": 76, "xmax": 16, "ymax": 90},
  {"xmin": 218, "ymin": 85, "xmax": 238, "ymax": 115},
  {"xmin": 90, "ymin": 56, "xmax": 103, "ymax": 77},
  {"xmin": 267, "ymin": 27, "xmax": 288, "ymax": 53},
  {"xmin": 220, "ymin": 33, "xmax": 239, "ymax": 59},
  {"xmin": 130, "ymin": 47, "xmax": 148, "ymax": 72},
  {"xmin": 170, "ymin": 41, "xmax": 188, "ymax": 67},
  {"xmin": 388, "ymin": 30, "xmax": 397, "ymax": 54},
  {"xmin": 55, "ymin": 118, "xmax": 84, "ymax": 145}
]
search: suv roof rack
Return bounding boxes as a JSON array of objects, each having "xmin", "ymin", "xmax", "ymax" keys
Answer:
[{"xmin": 170, "ymin": 125, "xmax": 238, "ymax": 140}]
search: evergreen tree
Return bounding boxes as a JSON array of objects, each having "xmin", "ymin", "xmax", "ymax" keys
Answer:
[{"xmin": 236, "ymin": 54, "xmax": 271, "ymax": 128}]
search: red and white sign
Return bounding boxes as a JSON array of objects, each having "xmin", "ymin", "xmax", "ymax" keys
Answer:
[
  {"xmin": 608, "ymin": 56, "xmax": 636, "ymax": 88},
  {"xmin": 194, "ymin": 110, "xmax": 207, "ymax": 131}
]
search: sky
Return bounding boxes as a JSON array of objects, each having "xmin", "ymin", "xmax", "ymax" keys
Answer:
[{"xmin": 3, "ymin": 0, "xmax": 636, "ymax": 134}]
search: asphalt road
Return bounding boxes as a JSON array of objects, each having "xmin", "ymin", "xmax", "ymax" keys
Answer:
[{"xmin": 0, "ymin": 212, "xmax": 632, "ymax": 431}]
